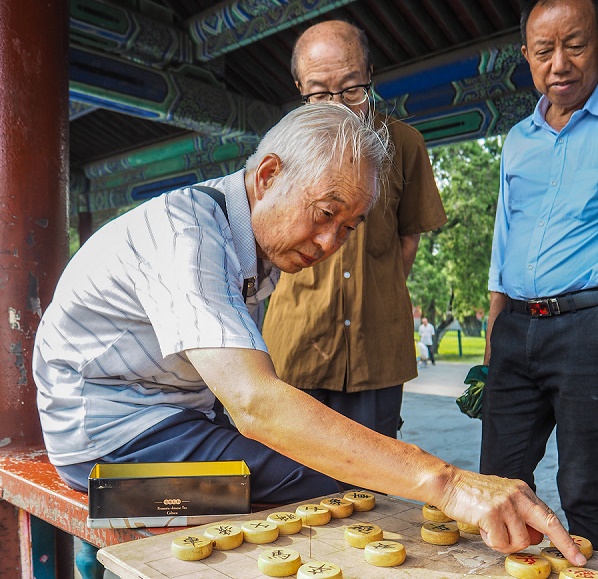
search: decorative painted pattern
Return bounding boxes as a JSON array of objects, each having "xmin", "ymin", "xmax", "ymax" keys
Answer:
[
  {"xmin": 70, "ymin": 0, "xmax": 193, "ymax": 67},
  {"xmin": 83, "ymin": 134, "xmax": 258, "ymax": 178},
  {"xmin": 86, "ymin": 159, "xmax": 248, "ymax": 212},
  {"xmin": 187, "ymin": 0, "xmax": 357, "ymax": 61},
  {"xmin": 67, "ymin": 5, "xmax": 539, "ymax": 214},
  {"xmin": 70, "ymin": 134, "xmax": 259, "ymax": 214},
  {"xmin": 87, "ymin": 136, "xmax": 258, "ymax": 188},
  {"xmin": 69, "ymin": 46, "xmax": 282, "ymax": 136},
  {"xmin": 375, "ymin": 42, "xmax": 536, "ymax": 146}
]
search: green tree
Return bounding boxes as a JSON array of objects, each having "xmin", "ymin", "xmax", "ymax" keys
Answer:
[
  {"xmin": 409, "ymin": 137, "xmax": 503, "ymax": 340},
  {"xmin": 407, "ymin": 227, "xmax": 451, "ymax": 327}
]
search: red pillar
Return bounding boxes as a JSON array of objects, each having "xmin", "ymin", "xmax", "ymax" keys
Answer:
[{"xmin": 0, "ymin": 0, "xmax": 69, "ymax": 448}]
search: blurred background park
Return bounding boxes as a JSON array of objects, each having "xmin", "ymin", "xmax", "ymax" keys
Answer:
[{"xmin": 424, "ymin": 331, "xmax": 485, "ymax": 362}]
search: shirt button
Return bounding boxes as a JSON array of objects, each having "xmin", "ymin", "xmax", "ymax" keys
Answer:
[
  {"xmin": 558, "ymin": 138, "xmax": 564, "ymax": 144},
  {"xmin": 344, "ymin": 319, "xmax": 351, "ymax": 326},
  {"xmin": 539, "ymin": 221, "xmax": 544, "ymax": 227},
  {"xmin": 551, "ymin": 180, "xmax": 557, "ymax": 186},
  {"xmin": 343, "ymin": 271, "xmax": 351, "ymax": 279},
  {"xmin": 528, "ymin": 264, "xmax": 534, "ymax": 270}
]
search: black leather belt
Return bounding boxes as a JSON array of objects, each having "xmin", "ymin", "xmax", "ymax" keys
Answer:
[{"xmin": 508, "ymin": 289, "xmax": 598, "ymax": 317}]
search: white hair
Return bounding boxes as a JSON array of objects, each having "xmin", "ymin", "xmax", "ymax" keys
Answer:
[{"xmin": 245, "ymin": 103, "xmax": 392, "ymax": 201}]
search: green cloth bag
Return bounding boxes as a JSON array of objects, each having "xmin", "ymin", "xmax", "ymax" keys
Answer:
[{"xmin": 456, "ymin": 364, "xmax": 488, "ymax": 419}]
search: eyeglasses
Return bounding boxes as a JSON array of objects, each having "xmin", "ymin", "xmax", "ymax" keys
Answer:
[{"xmin": 300, "ymin": 83, "xmax": 371, "ymax": 106}]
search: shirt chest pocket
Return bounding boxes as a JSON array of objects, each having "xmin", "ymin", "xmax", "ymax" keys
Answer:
[
  {"xmin": 563, "ymin": 169, "xmax": 598, "ymax": 223},
  {"xmin": 365, "ymin": 194, "xmax": 400, "ymax": 257}
]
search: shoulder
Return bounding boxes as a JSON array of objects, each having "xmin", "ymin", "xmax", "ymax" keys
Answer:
[
  {"xmin": 506, "ymin": 111, "xmax": 535, "ymax": 142},
  {"xmin": 501, "ymin": 114, "xmax": 536, "ymax": 163},
  {"xmin": 162, "ymin": 186, "xmax": 227, "ymax": 225},
  {"xmin": 375, "ymin": 114, "xmax": 426, "ymax": 149}
]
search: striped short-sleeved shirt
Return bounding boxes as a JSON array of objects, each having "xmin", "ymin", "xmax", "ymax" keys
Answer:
[{"xmin": 33, "ymin": 170, "xmax": 280, "ymax": 466}]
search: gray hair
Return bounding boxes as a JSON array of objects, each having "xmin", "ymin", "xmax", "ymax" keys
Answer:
[{"xmin": 245, "ymin": 104, "xmax": 391, "ymax": 203}]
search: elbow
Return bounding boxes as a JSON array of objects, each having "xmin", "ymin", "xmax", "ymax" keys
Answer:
[
  {"xmin": 232, "ymin": 411, "xmax": 260, "ymax": 440},
  {"xmin": 233, "ymin": 413, "xmax": 277, "ymax": 449},
  {"xmin": 224, "ymin": 393, "xmax": 272, "ymax": 444}
]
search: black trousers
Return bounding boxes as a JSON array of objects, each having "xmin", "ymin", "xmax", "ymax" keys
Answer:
[
  {"xmin": 426, "ymin": 344, "xmax": 435, "ymax": 364},
  {"xmin": 481, "ymin": 305, "xmax": 598, "ymax": 545},
  {"xmin": 306, "ymin": 384, "xmax": 404, "ymax": 437}
]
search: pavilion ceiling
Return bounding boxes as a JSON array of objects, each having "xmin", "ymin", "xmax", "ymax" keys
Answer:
[{"xmin": 67, "ymin": 0, "xmax": 534, "ymax": 214}]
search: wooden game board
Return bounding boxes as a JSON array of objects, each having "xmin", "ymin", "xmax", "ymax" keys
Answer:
[{"xmin": 97, "ymin": 492, "xmax": 598, "ymax": 578}]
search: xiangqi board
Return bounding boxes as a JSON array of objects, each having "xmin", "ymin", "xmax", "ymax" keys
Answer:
[{"xmin": 97, "ymin": 492, "xmax": 598, "ymax": 579}]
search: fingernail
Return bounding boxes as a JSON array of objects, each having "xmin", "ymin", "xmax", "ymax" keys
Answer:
[{"xmin": 574, "ymin": 553, "xmax": 587, "ymax": 566}]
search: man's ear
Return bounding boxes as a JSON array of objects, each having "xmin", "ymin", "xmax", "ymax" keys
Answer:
[
  {"xmin": 254, "ymin": 154, "xmax": 282, "ymax": 200},
  {"xmin": 521, "ymin": 44, "xmax": 529, "ymax": 64}
]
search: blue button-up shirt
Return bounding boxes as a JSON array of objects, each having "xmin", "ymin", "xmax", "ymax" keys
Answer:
[{"xmin": 489, "ymin": 84, "xmax": 598, "ymax": 300}]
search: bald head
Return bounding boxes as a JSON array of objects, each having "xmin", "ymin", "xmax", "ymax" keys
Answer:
[
  {"xmin": 291, "ymin": 21, "xmax": 372, "ymax": 84},
  {"xmin": 290, "ymin": 21, "xmax": 373, "ymax": 115}
]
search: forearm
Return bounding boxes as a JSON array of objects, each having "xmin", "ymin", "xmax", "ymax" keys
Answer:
[
  {"xmin": 251, "ymin": 378, "xmax": 455, "ymax": 503},
  {"xmin": 267, "ymin": 389, "xmax": 582, "ymax": 563},
  {"xmin": 400, "ymin": 233, "xmax": 420, "ymax": 278},
  {"xmin": 484, "ymin": 291, "xmax": 508, "ymax": 365},
  {"xmin": 187, "ymin": 347, "xmax": 453, "ymax": 504}
]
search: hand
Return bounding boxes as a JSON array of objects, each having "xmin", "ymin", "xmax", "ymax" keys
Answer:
[{"xmin": 438, "ymin": 470, "xmax": 586, "ymax": 566}]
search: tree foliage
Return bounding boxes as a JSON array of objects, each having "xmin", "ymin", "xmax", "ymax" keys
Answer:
[{"xmin": 408, "ymin": 137, "xmax": 503, "ymax": 336}]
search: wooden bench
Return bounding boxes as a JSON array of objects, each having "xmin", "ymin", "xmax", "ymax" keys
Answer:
[
  {"xmin": 0, "ymin": 447, "xmax": 275, "ymax": 578},
  {"xmin": 0, "ymin": 448, "xmax": 173, "ymax": 579}
]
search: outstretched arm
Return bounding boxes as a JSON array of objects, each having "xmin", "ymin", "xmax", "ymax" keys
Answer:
[{"xmin": 186, "ymin": 347, "xmax": 585, "ymax": 566}]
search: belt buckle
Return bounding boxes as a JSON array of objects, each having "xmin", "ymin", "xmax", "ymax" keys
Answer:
[{"xmin": 527, "ymin": 298, "xmax": 560, "ymax": 317}]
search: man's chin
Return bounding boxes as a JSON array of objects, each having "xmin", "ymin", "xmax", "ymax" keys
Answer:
[
  {"xmin": 273, "ymin": 253, "xmax": 321, "ymax": 273},
  {"xmin": 277, "ymin": 262, "xmax": 304, "ymax": 274}
]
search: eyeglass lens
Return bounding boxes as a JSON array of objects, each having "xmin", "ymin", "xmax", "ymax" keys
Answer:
[{"xmin": 306, "ymin": 86, "xmax": 369, "ymax": 106}]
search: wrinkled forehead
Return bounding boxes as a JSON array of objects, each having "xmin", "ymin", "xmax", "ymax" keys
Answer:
[
  {"xmin": 295, "ymin": 32, "xmax": 369, "ymax": 79},
  {"xmin": 527, "ymin": 0, "xmax": 598, "ymax": 32}
]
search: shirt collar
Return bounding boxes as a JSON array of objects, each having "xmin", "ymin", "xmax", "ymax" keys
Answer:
[
  {"xmin": 223, "ymin": 169, "xmax": 258, "ymax": 280},
  {"xmin": 585, "ymin": 82, "xmax": 598, "ymax": 116}
]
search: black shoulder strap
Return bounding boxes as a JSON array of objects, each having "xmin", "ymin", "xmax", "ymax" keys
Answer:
[
  {"xmin": 193, "ymin": 185, "xmax": 254, "ymax": 302},
  {"xmin": 194, "ymin": 185, "xmax": 228, "ymax": 220}
]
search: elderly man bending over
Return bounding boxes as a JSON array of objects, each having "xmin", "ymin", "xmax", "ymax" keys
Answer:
[{"xmin": 34, "ymin": 104, "xmax": 584, "ymax": 564}]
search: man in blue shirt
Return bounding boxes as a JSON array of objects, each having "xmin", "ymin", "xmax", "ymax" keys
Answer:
[{"xmin": 482, "ymin": 0, "xmax": 598, "ymax": 545}]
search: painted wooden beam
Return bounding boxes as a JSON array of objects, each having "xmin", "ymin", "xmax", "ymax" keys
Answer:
[
  {"xmin": 70, "ymin": 0, "xmax": 194, "ymax": 67},
  {"xmin": 372, "ymin": 38, "xmax": 537, "ymax": 144},
  {"xmin": 86, "ymin": 157, "xmax": 250, "ymax": 212},
  {"xmin": 82, "ymin": 133, "xmax": 259, "ymax": 179},
  {"xmin": 186, "ymin": 0, "xmax": 358, "ymax": 61},
  {"xmin": 69, "ymin": 45, "xmax": 282, "ymax": 136}
]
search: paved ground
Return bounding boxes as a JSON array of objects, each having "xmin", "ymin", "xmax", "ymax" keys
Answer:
[{"xmin": 401, "ymin": 360, "xmax": 564, "ymax": 522}]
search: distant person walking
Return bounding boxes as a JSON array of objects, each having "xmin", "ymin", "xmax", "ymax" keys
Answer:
[{"xmin": 419, "ymin": 317, "xmax": 436, "ymax": 365}]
